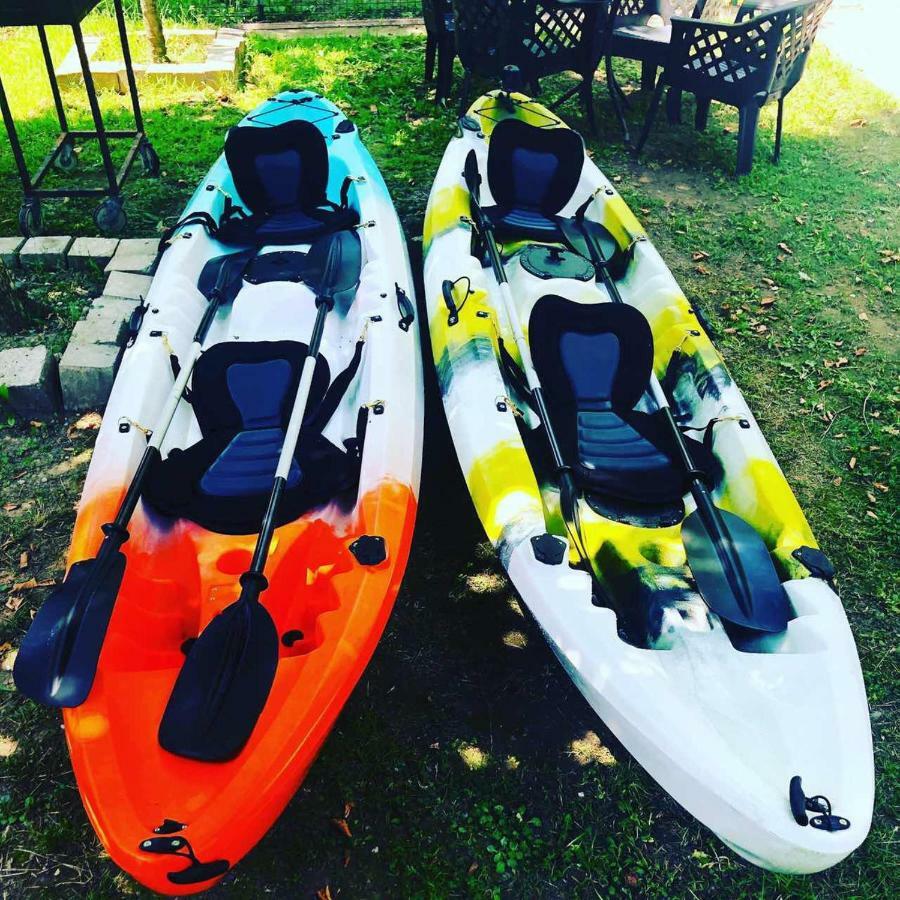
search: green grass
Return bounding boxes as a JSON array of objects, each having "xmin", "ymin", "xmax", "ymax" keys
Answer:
[{"xmin": 1, "ymin": 23, "xmax": 898, "ymax": 900}]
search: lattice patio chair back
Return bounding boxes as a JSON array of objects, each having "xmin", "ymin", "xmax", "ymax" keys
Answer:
[
  {"xmin": 633, "ymin": 0, "xmax": 828, "ymax": 174},
  {"xmin": 451, "ymin": 0, "xmax": 607, "ymax": 129},
  {"xmin": 736, "ymin": 0, "xmax": 832, "ymax": 98}
]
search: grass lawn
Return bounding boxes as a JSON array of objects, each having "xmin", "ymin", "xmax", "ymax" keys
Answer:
[{"xmin": 0, "ymin": 21, "xmax": 898, "ymax": 900}]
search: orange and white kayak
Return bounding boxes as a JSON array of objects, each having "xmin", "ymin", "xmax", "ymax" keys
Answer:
[{"xmin": 59, "ymin": 92, "xmax": 423, "ymax": 894}]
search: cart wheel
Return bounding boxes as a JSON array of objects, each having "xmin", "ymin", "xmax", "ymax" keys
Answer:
[
  {"xmin": 55, "ymin": 142, "xmax": 77, "ymax": 173},
  {"xmin": 94, "ymin": 198, "xmax": 127, "ymax": 236},
  {"xmin": 18, "ymin": 199, "xmax": 43, "ymax": 237},
  {"xmin": 139, "ymin": 141, "xmax": 160, "ymax": 177}
]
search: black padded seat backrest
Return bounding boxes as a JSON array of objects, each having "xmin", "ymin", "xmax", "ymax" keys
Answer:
[
  {"xmin": 487, "ymin": 119, "xmax": 586, "ymax": 217},
  {"xmin": 142, "ymin": 340, "xmax": 365, "ymax": 535},
  {"xmin": 225, "ymin": 121, "xmax": 329, "ymax": 215},
  {"xmin": 529, "ymin": 295, "xmax": 688, "ymax": 505}
]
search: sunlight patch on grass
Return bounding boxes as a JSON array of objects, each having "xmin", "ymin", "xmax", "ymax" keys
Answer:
[
  {"xmin": 466, "ymin": 572, "xmax": 506, "ymax": 594},
  {"xmin": 457, "ymin": 743, "xmax": 490, "ymax": 771},
  {"xmin": 501, "ymin": 630, "xmax": 528, "ymax": 650},
  {"xmin": 570, "ymin": 731, "xmax": 617, "ymax": 767}
]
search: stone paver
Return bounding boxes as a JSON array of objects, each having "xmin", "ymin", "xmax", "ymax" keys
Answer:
[
  {"xmin": 59, "ymin": 341, "xmax": 118, "ymax": 411},
  {"xmin": 19, "ymin": 236, "xmax": 74, "ymax": 271},
  {"xmin": 0, "ymin": 345, "xmax": 59, "ymax": 416},
  {"xmin": 70, "ymin": 303, "xmax": 130, "ymax": 346},
  {"xmin": 0, "ymin": 237, "xmax": 25, "ymax": 269},
  {"xmin": 67, "ymin": 237, "xmax": 120, "ymax": 272},
  {"xmin": 105, "ymin": 238, "xmax": 159, "ymax": 275},
  {"xmin": 102, "ymin": 270, "xmax": 154, "ymax": 302}
]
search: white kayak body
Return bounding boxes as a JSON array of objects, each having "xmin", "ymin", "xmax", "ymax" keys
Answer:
[{"xmin": 423, "ymin": 91, "xmax": 873, "ymax": 874}]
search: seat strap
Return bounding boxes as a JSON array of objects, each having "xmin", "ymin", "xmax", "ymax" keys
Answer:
[{"xmin": 306, "ymin": 339, "xmax": 366, "ymax": 434}]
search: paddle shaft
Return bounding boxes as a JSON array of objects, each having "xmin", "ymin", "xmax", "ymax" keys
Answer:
[
  {"xmin": 246, "ymin": 299, "xmax": 330, "ymax": 580},
  {"xmin": 581, "ymin": 220, "xmax": 755, "ymax": 614}
]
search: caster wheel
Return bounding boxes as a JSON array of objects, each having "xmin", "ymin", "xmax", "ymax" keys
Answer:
[
  {"xmin": 139, "ymin": 141, "xmax": 160, "ymax": 176},
  {"xmin": 18, "ymin": 199, "xmax": 43, "ymax": 237},
  {"xmin": 54, "ymin": 142, "xmax": 77, "ymax": 173},
  {"xmin": 94, "ymin": 197, "xmax": 127, "ymax": 235}
]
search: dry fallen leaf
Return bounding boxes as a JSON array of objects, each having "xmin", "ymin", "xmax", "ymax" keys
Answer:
[
  {"xmin": 759, "ymin": 296, "xmax": 775, "ymax": 307},
  {"xmin": 866, "ymin": 492, "xmax": 877, "ymax": 504},
  {"xmin": 849, "ymin": 117, "xmax": 867, "ymax": 128},
  {"xmin": 833, "ymin": 476, "xmax": 842, "ymax": 486},
  {"xmin": 778, "ymin": 241, "xmax": 793, "ymax": 255},
  {"xmin": 695, "ymin": 264, "xmax": 711, "ymax": 276},
  {"xmin": 692, "ymin": 250, "xmax": 710, "ymax": 262},
  {"xmin": 316, "ymin": 886, "xmax": 333, "ymax": 900},
  {"xmin": 798, "ymin": 271, "xmax": 812, "ymax": 282},
  {"xmin": 849, "ymin": 457, "xmax": 857, "ymax": 470},
  {"xmin": 873, "ymin": 482, "xmax": 888, "ymax": 493},
  {"xmin": 331, "ymin": 818, "xmax": 352, "ymax": 838},
  {"xmin": 468, "ymin": 862, "xmax": 479, "ymax": 876},
  {"xmin": 69, "ymin": 411, "xmax": 102, "ymax": 436},
  {"xmin": 3, "ymin": 502, "xmax": 19, "ymax": 512},
  {"xmin": 795, "ymin": 215, "xmax": 807, "ymax": 225},
  {"xmin": 19, "ymin": 551, "xmax": 28, "ymax": 570},
  {"xmin": 4, "ymin": 595, "xmax": 23, "ymax": 613},
  {"xmin": 817, "ymin": 379, "xmax": 833, "ymax": 391},
  {"xmin": 865, "ymin": 510, "xmax": 878, "ymax": 520},
  {"xmin": 858, "ymin": 312, "xmax": 869, "ymax": 321},
  {"xmin": 343, "ymin": 801, "xmax": 354, "ymax": 820},
  {"xmin": 854, "ymin": 347, "xmax": 867, "ymax": 357}
]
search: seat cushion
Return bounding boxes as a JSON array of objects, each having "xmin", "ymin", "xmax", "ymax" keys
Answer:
[
  {"xmin": 487, "ymin": 118, "xmax": 585, "ymax": 217},
  {"xmin": 483, "ymin": 204, "xmax": 562, "ymax": 242},
  {"xmin": 529, "ymin": 295, "xmax": 688, "ymax": 504},
  {"xmin": 142, "ymin": 341, "xmax": 360, "ymax": 535},
  {"xmin": 225, "ymin": 120, "xmax": 329, "ymax": 215}
]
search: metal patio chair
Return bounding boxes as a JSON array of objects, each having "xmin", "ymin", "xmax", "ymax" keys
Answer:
[
  {"xmin": 633, "ymin": 0, "xmax": 832, "ymax": 175},
  {"xmin": 422, "ymin": 0, "xmax": 457, "ymax": 104}
]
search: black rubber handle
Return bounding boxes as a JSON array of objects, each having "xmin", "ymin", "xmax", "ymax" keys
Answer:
[
  {"xmin": 396, "ymin": 284, "xmax": 415, "ymax": 331},
  {"xmin": 442, "ymin": 280, "xmax": 459, "ymax": 326}
]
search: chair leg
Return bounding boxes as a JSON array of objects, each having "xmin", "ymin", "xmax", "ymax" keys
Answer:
[
  {"xmin": 736, "ymin": 104, "xmax": 761, "ymax": 176},
  {"xmin": 436, "ymin": 39, "xmax": 454, "ymax": 106},
  {"xmin": 773, "ymin": 97, "xmax": 784, "ymax": 164},
  {"xmin": 458, "ymin": 70, "xmax": 472, "ymax": 118},
  {"xmin": 424, "ymin": 34, "xmax": 437, "ymax": 83},
  {"xmin": 640, "ymin": 60, "xmax": 657, "ymax": 91},
  {"xmin": 633, "ymin": 80, "xmax": 666, "ymax": 156},
  {"xmin": 605, "ymin": 54, "xmax": 631, "ymax": 146},
  {"xmin": 665, "ymin": 87, "xmax": 683, "ymax": 124},
  {"xmin": 694, "ymin": 97, "xmax": 711, "ymax": 132},
  {"xmin": 582, "ymin": 75, "xmax": 598, "ymax": 136}
]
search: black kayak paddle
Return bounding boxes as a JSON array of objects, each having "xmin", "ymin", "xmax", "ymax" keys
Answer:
[
  {"xmin": 14, "ymin": 249, "xmax": 256, "ymax": 708},
  {"xmin": 559, "ymin": 208, "xmax": 790, "ymax": 633},
  {"xmin": 158, "ymin": 228, "xmax": 363, "ymax": 762}
]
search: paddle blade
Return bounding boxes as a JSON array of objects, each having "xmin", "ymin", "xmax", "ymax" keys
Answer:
[
  {"xmin": 196, "ymin": 247, "xmax": 257, "ymax": 301},
  {"xmin": 682, "ymin": 507, "xmax": 790, "ymax": 633},
  {"xmin": 158, "ymin": 596, "xmax": 278, "ymax": 762},
  {"xmin": 559, "ymin": 217, "xmax": 623, "ymax": 271},
  {"xmin": 303, "ymin": 229, "xmax": 362, "ymax": 301},
  {"xmin": 463, "ymin": 150, "xmax": 481, "ymax": 203},
  {"xmin": 14, "ymin": 553, "xmax": 126, "ymax": 707}
]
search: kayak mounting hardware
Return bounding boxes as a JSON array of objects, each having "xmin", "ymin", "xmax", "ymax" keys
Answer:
[
  {"xmin": 531, "ymin": 534, "xmax": 567, "ymax": 566},
  {"xmin": 441, "ymin": 276, "xmax": 473, "ymax": 326},
  {"xmin": 789, "ymin": 776, "xmax": 850, "ymax": 832},
  {"xmin": 349, "ymin": 535, "xmax": 387, "ymax": 566},
  {"xmin": 792, "ymin": 546, "xmax": 836, "ymax": 582},
  {"xmin": 138, "ymin": 834, "xmax": 229, "ymax": 887},
  {"xmin": 396, "ymin": 284, "xmax": 415, "ymax": 331},
  {"xmin": 154, "ymin": 818, "xmax": 186, "ymax": 834},
  {"xmin": 335, "ymin": 119, "xmax": 355, "ymax": 134},
  {"xmin": 282, "ymin": 629, "xmax": 305, "ymax": 647}
]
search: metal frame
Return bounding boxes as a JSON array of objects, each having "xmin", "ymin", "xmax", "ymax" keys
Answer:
[{"xmin": 0, "ymin": 0, "xmax": 156, "ymax": 234}]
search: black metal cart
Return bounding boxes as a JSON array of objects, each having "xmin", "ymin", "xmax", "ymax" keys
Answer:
[{"xmin": 0, "ymin": 0, "xmax": 159, "ymax": 236}]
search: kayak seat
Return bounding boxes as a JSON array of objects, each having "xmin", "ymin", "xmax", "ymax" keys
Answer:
[
  {"xmin": 483, "ymin": 118, "xmax": 585, "ymax": 243},
  {"xmin": 218, "ymin": 120, "xmax": 359, "ymax": 246},
  {"xmin": 143, "ymin": 341, "xmax": 362, "ymax": 535},
  {"xmin": 530, "ymin": 295, "xmax": 698, "ymax": 505}
]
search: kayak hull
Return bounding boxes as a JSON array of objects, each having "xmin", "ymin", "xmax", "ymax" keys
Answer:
[
  {"xmin": 60, "ymin": 92, "xmax": 423, "ymax": 894},
  {"xmin": 423, "ymin": 91, "xmax": 873, "ymax": 874}
]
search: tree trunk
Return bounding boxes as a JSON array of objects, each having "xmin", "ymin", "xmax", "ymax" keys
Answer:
[
  {"xmin": 141, "ymin": 0, "xmax": 169, "ymax": 64},
  {"xmin": 0, "ymin": 265, "xmax": 29, "ymax": 331}
]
